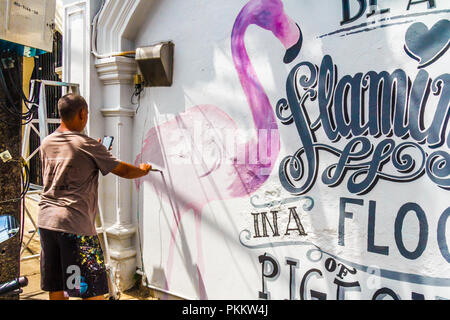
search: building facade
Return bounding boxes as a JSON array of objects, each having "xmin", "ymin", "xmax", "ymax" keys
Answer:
[{"xmin": 61, "ymin": 0, "xmax": 450, "ymax": 300}]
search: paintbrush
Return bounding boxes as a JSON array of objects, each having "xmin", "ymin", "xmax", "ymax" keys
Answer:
[{"xmin": 147, "ymin": 162, "xmax": 163, "ymax": 173}]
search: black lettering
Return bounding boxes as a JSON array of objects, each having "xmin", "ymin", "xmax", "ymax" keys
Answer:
[
  {"xmin": 284, "ymin": 207, "xmax": 307, "ymax": 236},
  {"xmin": 252, "ymin": 213, "xmax": 262, "ymax": 238},
  {"xmin": 300, "ymin": 269, "xmax": 326, "ymax": 300},
  {"xmin": 372, "ymin": 287, "xmax": 400, "ymax": 300},
  {"xmin": 341, "ymin": 0, "xmax": 367, "ymax": 25},
  {"xmin": 394, "ymin": 203, "xmax": 428, "ymax": 260},
  {"xmin": 258, "ymin": 253, "xmax": 279, "ymax": 300},
  {"xmin": 334, "ymin": 278, "xmax": 361, "ymax": 300},
  {"xmin": 407, "ymin": 0, "xmax": 436, "ymax": 10},
  {"xmin": 286, "ymin": 258, "xmax": 299, "ymax": 300},
  {"xmin": 325, "ymin": 258, "xmax": 337, "ymax": 272},
  {"xmin": 261, "ymin": 211, "xmax": 280, "ymax": 237},
  {"xmin": 366, "ymin": 0, "xmax": 390, "ymax": 18}
]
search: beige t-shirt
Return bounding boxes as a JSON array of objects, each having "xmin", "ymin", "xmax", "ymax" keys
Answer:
[{"xmin": 38, "ymin": 130, "xmax": 121, "ymax": 236}]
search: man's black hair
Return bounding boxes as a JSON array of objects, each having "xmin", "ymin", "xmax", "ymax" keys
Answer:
[{"xmin": 58, "ymin": 93, "xmax": 88, "ymax": 122}]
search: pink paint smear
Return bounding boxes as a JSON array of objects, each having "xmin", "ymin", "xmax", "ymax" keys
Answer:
[{"xmin": 134, "ymin": 0, "xmax": 301, "ymax": 300}]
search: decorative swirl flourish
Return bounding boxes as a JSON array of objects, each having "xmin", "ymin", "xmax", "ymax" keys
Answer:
[
  {"xmin": 239, "ymin": 229, "xmax": 316, "ymax": 250},
  {"xmin": 281, "ymin": 137, "xmax": 428, "ymax": 195},
  {"xmin": 426, "ymin": 150, "xmax": 450, "ymax": 188},
  {"xmin": 250, "ymin": 194, "xmax": 314, "ymax": 211},
  {"xmin": 276, "ymin": 98, "xmax": 293, "ymax": 125}
]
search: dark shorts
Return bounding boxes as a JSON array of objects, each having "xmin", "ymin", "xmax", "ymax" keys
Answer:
[{"xmin": 39, "ymin": 228, "xmax": 109, "ymax": 299}]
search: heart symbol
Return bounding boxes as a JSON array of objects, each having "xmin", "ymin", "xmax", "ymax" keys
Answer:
[{"xmin": 404, "ymin": 19, "xmax": 450, "ymax": 68}]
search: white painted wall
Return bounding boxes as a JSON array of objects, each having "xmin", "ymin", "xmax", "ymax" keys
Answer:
[
  {"xmin": 64, "ymin": 0, "xmax": 450, "ymax": 300},
  {"xmin": 132, "ymin": 0, "xmax": 450, "ymax": 300}
]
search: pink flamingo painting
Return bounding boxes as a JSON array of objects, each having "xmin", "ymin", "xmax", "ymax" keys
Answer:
[{"xmin": 135, "ymin": 0, "xmax": 302, "ymax": 299}]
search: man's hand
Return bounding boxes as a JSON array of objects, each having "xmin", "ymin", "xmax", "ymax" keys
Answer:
[
  {"xmin": 97, "ymin": 138, "xmax": 112, "ymax": 151},
  {"xmin": 139, "ymin": 163, "xmax": 152, "ymax": 175},
  {"xmin": 111, "ymin": 162, "xmax": 153, "ymax": 179}
]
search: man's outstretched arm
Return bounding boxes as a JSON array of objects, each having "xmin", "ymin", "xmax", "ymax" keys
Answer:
[{"xmin": 111, "ymin": 162, "xmax": 152, "ymax": 179}]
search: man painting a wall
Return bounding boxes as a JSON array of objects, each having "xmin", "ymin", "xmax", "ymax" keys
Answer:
[
  {"xmin": 56, "ymin": 0, "xmax": 448, "ymax": 300},
  {"xmin": 37, "ymin": 94, "xmax": 152, "ymax": 300}
]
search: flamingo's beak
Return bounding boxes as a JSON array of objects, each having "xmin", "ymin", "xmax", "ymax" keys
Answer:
[{"xmin": 283, "ymin": 24, "xmax": 302, "ymax": 64}]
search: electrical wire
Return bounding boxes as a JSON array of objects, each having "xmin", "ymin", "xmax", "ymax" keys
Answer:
[
  {"xmin": 0, "ymin": 52, "xmax": 33, "ymax": 287},
  {"xmin": 0, "ymin": 54, "xmax": 37, "ymax": 125},
  {"xmin": 19, "ymin": 160, "xmax": 30, "ymax": 266},
  {"xmin": 4, "ymin": 60, "xmax": 38, "ymax": 107},
  {"xmin": 0, "ymin": 156, "xmax": 30, "ymax": 281},
  {"xmin": 131, "ymin": 85, "xmax": 144, "ymax": 114},
  {"xmin": 0, "ymin": 159, "xmax": 30, "ymax": 205}
]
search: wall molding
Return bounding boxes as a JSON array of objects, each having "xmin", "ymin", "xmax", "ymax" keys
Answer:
[
  {"xmin": 95, "ymin": 56, "xmax": 137, "ymax": 85},
  {"xmin": 62, "ymin": 1, "xmax": 89, "ymax": 95},
  {"xmin": 96, "ymin": 0, "xmax": 155, "ymax": 54},
  {"xmin": 106, "ymin": 224, "xmax": 137, "ymax": 241},
  {"xmin": 100, "ymin": 107, "xmax": 136, "ymax": 118}
]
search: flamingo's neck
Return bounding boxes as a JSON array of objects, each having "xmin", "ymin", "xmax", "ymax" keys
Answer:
[{"xmin": 231, "ymin": 17, "xmax": 278, "ymax": 132}]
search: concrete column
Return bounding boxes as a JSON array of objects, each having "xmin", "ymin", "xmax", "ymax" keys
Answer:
[{"xmin": 95, "ymin": 56, "xmax": 138, "ymax": 291}]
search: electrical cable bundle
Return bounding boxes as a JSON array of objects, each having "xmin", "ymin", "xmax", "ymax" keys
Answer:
[
  {"xmin": 19, "ymin": 158, "xmax": 30, "ymax": 256},
  {"xmin": 0, "ymin": 158, "xmax": 30, "ymax": 205},
  {"xmin": 132, "ymin": 74, "xmax": 145, "ymax": 114},
  {"xmin": 0, "ymin": 52, "xmax": 32, "ymax": 252},
  {"xmin": 131, "ymin": 84, "xmax": 144, "ymax": 106},
  {"xmin": 0, "ymin": 53, "xmax": 38, "ymax": 126},
  {"xmin": 0, "ymin": 52, "xmax": 35, "ymax": 293},
  {"xmin": 0, "ymin": 53, "xmax": 33, "ymax": 272},
  {"xmin": 19, "ymin": 158, "xmax": 30, "ymax": 200},
  {"xmin": 0, "ymin": 54, "xmax": 32, "ymax": 205},
  {"xmin": 0, "ymin": 156, "xmax": 31, "ymax": 280}
]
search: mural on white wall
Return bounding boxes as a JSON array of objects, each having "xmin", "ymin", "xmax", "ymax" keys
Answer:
[
  {"xmin": 136, "ymin": 0, "xmax": 449, "ymax": 300},
  {"xmin": 136, "ymin": 0, "xmax": 302, "ymax": 300}
]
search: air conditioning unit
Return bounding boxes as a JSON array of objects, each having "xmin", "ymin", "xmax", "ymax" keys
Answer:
[
  {"xmin": 135, "ymin": 42, "xmax": 174, "ymax": 87},
  {"xmin": 0, "ymin": 0, "xmax": 56, "ymax": 53}
]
